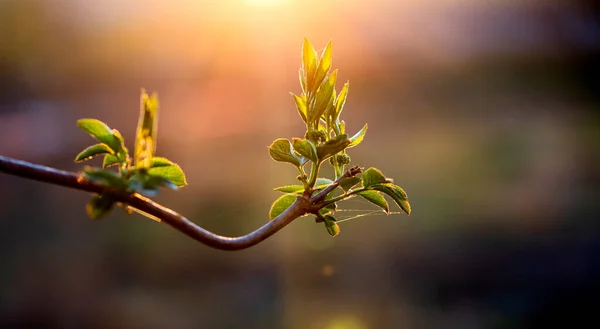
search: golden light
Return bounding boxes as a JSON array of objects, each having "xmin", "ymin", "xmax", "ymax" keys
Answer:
[{"xmin": 244, "ymin": 0, "xmax": 291, "ymax": 5}]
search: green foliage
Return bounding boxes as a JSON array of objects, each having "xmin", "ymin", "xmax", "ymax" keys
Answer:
[
  {"xmin": 74, "ymin": 90, "xmax": 187, "ymax": 220},
  {"xmin": 268, "ymin": 39, "xmax": 411, "ymax": 236},
  {"xmin": 356, "ymin": 190, "xmax": 389, "ymax": 214},
  {"xmin": 269, "ymin": 194, "xmax": 297, "ymax": 220},
  {"xmin": 74, "ymin": 143, "xmax": 114, "ymax": 163},
  {"xmin": 71, "ymin": 38, "xmax": 410, "ymax": 237}
]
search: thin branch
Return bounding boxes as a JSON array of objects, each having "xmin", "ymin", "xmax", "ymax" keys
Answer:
[
  {"xmin": 310, "ymin": 165, "xmax": 362, "ymax": 205},
  {"xmin": 0, "ymin": 155, "xmax": 310, "ymax": 251}
]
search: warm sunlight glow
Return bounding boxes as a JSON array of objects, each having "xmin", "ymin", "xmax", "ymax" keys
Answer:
[{"xmin": 245, "ymin": 0, "xmax": 290, "ymax": 5}]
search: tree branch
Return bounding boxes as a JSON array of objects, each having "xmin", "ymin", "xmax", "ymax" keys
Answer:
[
  {"xmin": 310, "ymin": 165, "xmax": 362, "ymax": 205},
  {"xmin": 0, "ymin": 155, "xmax": 310, "ymax": 251}
]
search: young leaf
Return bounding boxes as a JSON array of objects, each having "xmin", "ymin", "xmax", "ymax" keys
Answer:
[
  {"xmin": 348, "ymin": 123, "xmax": 368, "ymax": 148},
  {"xmin": 128, "ymin": 176, "xmax": 160, "ymax": 197},
  {"xmin": 292, "ymin": 138, "xmax": 318, "ymax": 162},
  {"xmin": 316, "ymin": 134, "xmax": 350, "ymax": 160},
  {"xmin": 268, "ymin": 138, "xmax": 306, "ymax": 167},
  {"xmin": 111, "ymin": 129, "xmax": 129, "ymax": 161},
  {"xmin": 269, "ymin": 194, "xmax": 297, "ymax": 220},
  {"xmin": 76, "ymin": 119, "xmax": 121, "ymax": 153},
  {"xmin": 274, "ymin": 185, "xmax": 305, "ymax": 193},
  {"xmin": 135, "ymin": 90, "xmax": 159, "ymax": 169},
  {"xmin": 370, "ymin": 184, "xmax": 411, "ymax": 215},
  {"xmin": 151, "ymin": 157, "xmax": 174, "ymax": 167},
  {"xmin": 86, "ymin": 194, "xmax": 116, "ymax": 220},
  {"xmin": 146, "ymin": 175, "xmax": 178, "ymax": 191},
  {"xmin": 83, "ymin": 167, "xmax": 126, "ymax": 189},
  {"xmin": 339, "ymin": 176, "xmax": 361, "ymax": 192},
  {"xmin": 323, "ymin": 215, "xmax": 340, "ymax": 237},
  {"xmin": 103, "ymin": 154, "xmax": 121, "ymax": 168},
  {"xmin": 147, "ymin": 163, "xmax": 187, "ymax": 187},
  {"xmin": 299, "ymin": 68, "xmax": 307, "ymax": 95},
  {"xmin": 291, "ymin": 93, "xmax": 307, "ymax": 123},
  {"xmin": 314, "ymin": 178, "xmax": 334, "ymax": 188},
  {"xmin": 311, "ymin": 69, "xmax": 337, "ymax": 123},
  {"xmin": 356, "ymin": 190, "xmax": 389, "ymax": 214},
  {"xmin": 313, "ymin": 40, "xmax": 333, "ymax": 94},
  {"xmin": 302, "ymin": 38, "xmax": 318, "ymax": 94},
  {"xmin": 362, "ymin": 167, "xmax": 388, "ymax": 188},
  {"xmin": 335, "ymin": 82, "xmax": 349, "ymax": 120},
  {"xmin": 128, "ymin": 172, "xmax": 178, "ymax": 197},
  {"xmin": 74, "ymin": 143, "xmax": 114, "ymax": 163}
]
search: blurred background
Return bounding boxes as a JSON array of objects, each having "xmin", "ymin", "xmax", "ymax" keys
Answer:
[{"xmin": 0, "ymin": 0, "xmax": 599, "ymax": 328}]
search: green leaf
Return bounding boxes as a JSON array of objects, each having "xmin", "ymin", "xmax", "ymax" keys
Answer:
[
  {"xmin": 86, "ymin": 194, "xmax": 116, "ymax": 219},
  {"xmin": 298, "ymin": 68, "xmax": 306, "ymax": 95},
  {"xmin": 335, "ymin": 82, "xmax": 349, "ymax": 120},
  {"xmin": 356, "ymin": 190, "xmax": 389, "ymax": 214},
  {"xmin": 370, "ymin": 183, "xmax": 411, "ymax": 215},
  {"xmin": 313, "ymin": 40, "xmax": 333, "ymax": 94},
  {"xmin": 323, "ymin": 215, "xmax": 340, "ymax": 237},
  {"xmin": 311, "ymin": 69, "xmax": 337, "ymax": 123},
  {"xmin": 316, "ymin": 134, "xmax": 350, "ymax": 160},
  {"xmin": 292, "ymin": 138, "xmax": 318, "ymax": 162},
  {"xmin": 135, "ymin": 90, "xmax": 159, "ymax": 169},
  {"xmin": 111, "ymin": 129, "xmax": 129, "ymax": 162},
  {"xmin": 362, "ymin": 167, "xmax": 388, "ymax": 188},
  {"xmin": 83, "ymin": 167, "xmax": 126, "ymax": 188},
  {"xmin": 76, "ymin": 119, "xmax": 121, "ymax": 153},
  {"xmin": 302, "ymin": 38, "xmax": 318, "ymax": 94},
  {"xmin": 339, "ymin": 176, "xmax": 361, "ymax": 192},
  {"xmin": 274, "ymin": 185, "xmax": 305, "ymax": 193},
  {"xmin": 269, "ymin": 194, "xmax": 297, "ymax": 220},
  {"xmin": 268, "ymin": 138, "xmax": 306, "ymax": 167},
  {"xmin": 74, "ymin": 143, "xmax": 114, "ymax": 163},
  {"xmin": 147, "ymin": 163, "xmax": 187, "ymax": 187},
  {"xmin": 102, "ymin": 154, "xmax": 121, "ymax": 168},
  {"xmin": 273, "ymin": 178, "xmax": 331, "ymax": 194},
  {"xmin": 314, "ymin": 178, "xmax": 334, "ymax": 188},
  {"xmin": 291, "ymin": 93, "xmax": 307, "ymax": 123},
  {"xmin": 151, "ymin": 157, "xmax": 174, "ymax": 167},
  {"xmin": 348, "ymin": 123, "xmax": 368, "ymax": 148},
  {"xmin": 128, "ymin": 172, "xmax": 178, "ymax": 197}
]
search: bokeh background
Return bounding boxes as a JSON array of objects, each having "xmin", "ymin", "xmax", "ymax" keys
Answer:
[{"xmin": 1, "ymin": 0, "xmax": 599, "ymax": 328}]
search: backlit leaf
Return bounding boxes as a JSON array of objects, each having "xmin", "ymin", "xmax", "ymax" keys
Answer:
[
  {"xmin": 274, "ymin": 185, "xmax": 305, "ymax": 193},
  {"xmin": 76, "ymin": 119, "xmax": 121, "ymax": 153},
  {"xmin": 135, "ymin": 90, "xmax": 159, "ymax": 169},
  {"xmin": 268, "ymin": 138, "xmax": 306, "ymax": 167},
  {"xmin": 292, "ymin": 138, "xmax": 318, "ymax": 162},
  {"xmin": 316, "ymin": 134, "xmax": 350, "ymax": 160},
  {"xmin": 356, "ymin": 190, "xmax": 389, "ymax": 213},
  {"xmin": 339, "ymin": 176, "xmax": 361, "ymax": 192},
  {"xmin": 147, "ymin": 163, "xmax": 187, "ymax": 187},
  {"xmin": 151, "ymin": 157, "xmax": 174, "ymax": 167},
  {"xmin": 324, "ymin": 215, "xmax": 340, "ymax": 237},
  {"xmin": 292, "ymin": 93, "xmax": 307, "ymax": 123},
  {"xmin": 348, "ymin": 123, "xmax": 368, "ymax": 148},
  {"xmin": 74, "ymin": 143, "xmax": 113, "ymax": 163},
  {"xmin": 86, "ymin": 194, "xmax": 116, "ymax": 220},
  {"xmin": 362, "ymin": 167, "xmax": 388, "ymax": 188},
  {"xmin": 83, "ymin": 167, "xmax": 126, "ymax": 188},
  {"xmin": 302, "ymin": 38, "xmax": 318, "ymax": 93},
  {"xmin": 369, "ymin": 183, "xmax": 411, "ymax": 215},
  {"xmin": 269, "ymin": 194, "xmax": 297, "ymax": 220},
  {"xmin": 335, "ymin": 82, "xmax": 349, "ymax": 120},
  {"xmin": 102, "ymin": 154, "xmax": 121, "ymax": 168},
  {"xmin": 313, "ymin": 40, "xmax": 333, "ymax": 93},
  {"xmin": 311, "ymin": 69, "xmax": 337, "ymax": 123}
]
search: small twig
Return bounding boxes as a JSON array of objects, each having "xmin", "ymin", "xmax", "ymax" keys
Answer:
[
  {"xmin": 0, "ymin": 155, "xmax": 310, "ymax": 251},
  {"xmin": 310, "ymin": 165, "xmax": 362, "ymax": 205}
]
